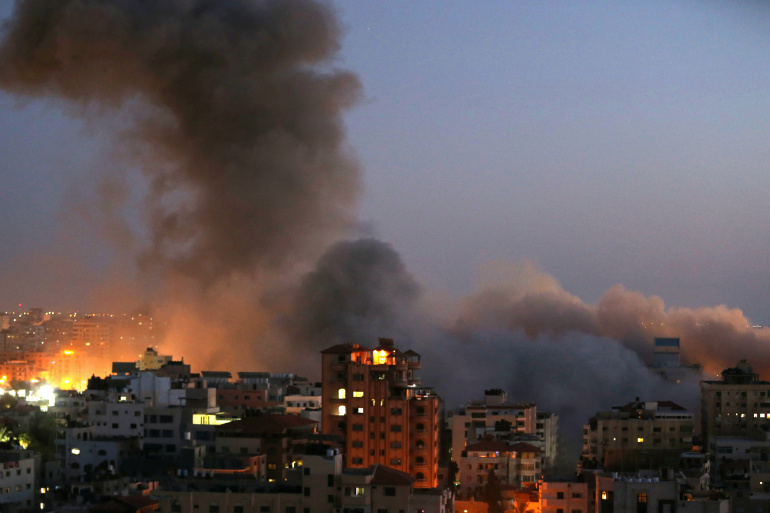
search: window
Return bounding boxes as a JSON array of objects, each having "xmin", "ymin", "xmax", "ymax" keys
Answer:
[
  {"xmin": 352, "ymin": 424, "xmax": 364, "ymax": 431},
  {"xmin": 210, "ymin": 505, "xmax": 219, "ymax": 513},
  {"xmin": 390, "ymin": 441, "xmax": 402, "ymax": 449},
  {"xmin": 303, "ymin": 468, "xmax": 310, "ymax": 476},
  {"xmin": 384, "ymin": 487, "xmax": 396, "ymax": 496},
  {"xmin": 354, "ymin": 487, "xmax": 365, "ymax": 496},
  {"xmin": 233, "ymin": 507, "xmax": 243, "ymax": 513},
  {"xmin": 328, "ymin": 474, "xmax": 335, "ymax": 487},
  {"xmin": 353, "ymin": 391, "xmax": 364, "ymax": 398},
  {"xmin": 338, "ymin": 388, "xmax": 346, "ymax": 399},
  {"xmin": 172, "ymin": 503, "xmax": 182, "ymax": 513},
  {"xmin": 571, "ymin": 492, "xmax": 582, "ymax": 498},
  {"xmin": 338, "ymin": 405, "xmax": 346, "ymax": 416},
  {"xmin": 285, "ymin": 508, "xmax": 295, "ymax": 513},
  {"xmin": 327, "ymin": 495, "xmax": 334, "ymax": 503},
  {"xmin": 304, "ymin": 488, "xmax": 310, "ymax": 496},
  {"xmin": 556, "ymin": 509, "xmax": 563, "ymax": 513},
  {"xmin": 260, "ymin": 508, "xmax": 270, "ymax": 513},
  {"xmin": 352, "ymin": 458, "xmax": 364, "ymax": 464},
  {"xmin": 390, "ymin": 458, "xmax": 401, "ymax": 465},
  {"xmin": 391, "ymin": 408, "xmax": 402, "ymax": 415},
  {"xmin": 390, "ymin": 425, "xmax": 402, "ymax": 432},
  {"xmin": 352, "ymin": 441, "xmax": 364, "ymax": 448},
  {"xmin": 637, "ymin": 492, "xmax": 647, "ymax": 513},
  {"xmin": 557, "ymin": 492, "xmax": 564, "ymax": 499},
  {"xmin": 160, "ymin": 415, "xmax": 174, "ymax": 423}
]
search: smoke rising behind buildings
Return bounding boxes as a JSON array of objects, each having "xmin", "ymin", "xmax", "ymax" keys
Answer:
[
  {"xmin": 3, "ymin": 0, "xmax": 770, "ymax": 468},
  {"xmin": 0, "ymin": 0, "xmax": 361, "ymax": 282}
]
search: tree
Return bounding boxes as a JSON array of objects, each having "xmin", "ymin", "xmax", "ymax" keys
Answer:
[{"xmin": 483, "ymin": 469, "xmax": 503, "ymax": 513}]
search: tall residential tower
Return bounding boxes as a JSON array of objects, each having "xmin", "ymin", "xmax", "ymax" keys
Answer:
[{"xmin": 321, "ymin": 338, "xmax": 440, "ymax": 488}]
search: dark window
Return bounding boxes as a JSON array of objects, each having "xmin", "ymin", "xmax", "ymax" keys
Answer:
[
  {"xmin": 304, "ymin": 487, "xmax": 310, "ymax": 496},
  {"xmin": 328, "ymin": 474, "xmax": 335, "ymax": 487},
  {"xmin": 352, "ymin": 424, "xmax": 364, "ymax": 431},
  {"xmin": 234, "ymin": 507, "xmax": 243, "ymax": 513},
  {"xmin": 172, "ymin": 503, "xmax": 182, "ymax": 513},
  {"xmin": 390, "ymin": 425, "xmax": 402, "ymax": 432},
  {"xmin": 557, "ymin": 492, "xmax": 564, "ymax": 499},
  {"xmin": 210, "ymin": 505, "xmax": 219, "ymax": 513},
  {"xmin": 390, "ymin": 441, "xmax": 402, "ymax": 449},
  {"xmin": 384, "ymin": 487, "xmax": 396, "ymax": 496}
]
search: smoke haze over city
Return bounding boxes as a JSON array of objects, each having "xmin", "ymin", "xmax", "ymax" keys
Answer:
[{"xmin": 3, "ymin": 0, "xmax": 770, "ymax": 467}]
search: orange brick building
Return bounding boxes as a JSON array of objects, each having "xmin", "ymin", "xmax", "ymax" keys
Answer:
[{"xmin": 321, "ymin": 338, "xmax": 440, "ymax": 488}]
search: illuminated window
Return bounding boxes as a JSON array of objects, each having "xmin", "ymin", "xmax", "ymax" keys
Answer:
[
  {"xmin": 373, "ymin": 350, "xmax": 389, "ymax": 365},
  {"xmin": 353, "ymin": 391, "xmax": 364, "ymax": 398},
  {"xmin": 601, "ymin": 491, "xmax": 608, "ymax": 500},
  {"xmin": 338, "ymin": 389, "xmax": 346, "ymax": 400},
  {"xmin": 638, "ymin": 493, "xmax": 647, "ymax": 502},
  {"xmin": 354, "ymin": 487, "xmax": 365, "ymax": 496},
  {"xmin": 357, "ymin": 408, "xmax": 364, "ymax": 414},
  {"xmin": 637, "ymin": 438, "xmax": 644, "ymax": 443},
  {"xmin": 338, "ymin": 406, "xmax": 346, "ymax": 416}
]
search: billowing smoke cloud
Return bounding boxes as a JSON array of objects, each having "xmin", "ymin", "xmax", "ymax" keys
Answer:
[
  {"xmin": 459, "ymin": 260, "xmax": 770, "ymax": 377},
  {"xmin": 3, "ymin": 0, "xmax": 768, "ymax": 472},
  {"xmin": 285, "ymin": 238, "xmax": 421, "ymax": 354},
  {"xmin": 0, "ymin": 0, "xmax": 361, "ymax": 282},
  {"xmin": 284, "ymin": 245, "xmax": 763, "ymax": 469}
]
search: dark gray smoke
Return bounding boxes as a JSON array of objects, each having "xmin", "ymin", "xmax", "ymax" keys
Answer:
[
  {"xmin": 285, "ymin": 244, "xmax": 770, "ymax": 470},
  {"xmin": 284, "ymin": 238, "xmax": 421, "ymax": 353},
  {"xmin": 0, "ymin": 0, "xmax": 361, "ymax": 282}
]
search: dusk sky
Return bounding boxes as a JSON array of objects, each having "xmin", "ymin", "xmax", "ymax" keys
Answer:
[{"xmin": 2, "ymin": 0, "xmax": 770, "ymax": 324}]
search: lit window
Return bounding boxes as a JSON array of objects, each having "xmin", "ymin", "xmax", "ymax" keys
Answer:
[
  {"xmin": 601, "ymin": 491, "xmax": 608, "ymax": 500},
  {"xmin": 357, "ymin": 408, "xmax": 364, "ymax": 414},
  {"xmin": 338, "ymin": 389, "xmax": 346, "ymax": 400},
  {"xmin": 338, "ymin": 406, "xmax": 346, "ymax": 416},
  {"xmin": 637, "ymin": 438, "xmax": 644, "ymax": 443},
  {"xmin": 354, "ymin": 487, "xmax": 365, "ymax": 496},
  {"xmin": 353, "ymin": 391, "xmax": 364, "ymax": 398}
]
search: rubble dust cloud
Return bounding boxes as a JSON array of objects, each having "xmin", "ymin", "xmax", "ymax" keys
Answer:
[{"xmin": 3, "ymin": 1, "xmax": 770, "ymax": 463}]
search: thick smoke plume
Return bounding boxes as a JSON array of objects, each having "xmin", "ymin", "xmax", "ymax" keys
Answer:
[
  {"xmin": 0, "ymin": 0, "xmax": 361, "ymax": 282},
  {"xmin": 3, "ymin": 0, "xmax": 769, "ymax": 470},
  {"xmin": 285, "ymin": 246, "xmax": 765, "ymax": 469}
]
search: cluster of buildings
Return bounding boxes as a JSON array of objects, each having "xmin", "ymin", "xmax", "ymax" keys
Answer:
[
  {"xmin": 0, "ymin": 309, "xmax": 158, "ymax": 389},
  {"xmin": 0, "ymin": 314, "xmax": 767, "ymax": 513}
]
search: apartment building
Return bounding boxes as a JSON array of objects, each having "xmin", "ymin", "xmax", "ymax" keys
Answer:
[
  {"xmin": 700, "ymin": 360, "xmax": 770, "ymax": 445},
  {"xmin": 321, "ymin": 338, "xmax": 440, "ymax": 488},
  {"xmin": 581, "ymin": 399, "xmax": 693, "ymax": 472}
]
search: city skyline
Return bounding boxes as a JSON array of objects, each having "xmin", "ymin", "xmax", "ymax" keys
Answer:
[{"xmin": 2, "ymin": 0, "xmax": 770, "ymax": 459}]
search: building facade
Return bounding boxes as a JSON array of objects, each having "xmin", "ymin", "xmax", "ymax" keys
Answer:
[{"xmin": 321, "ymin": 339, "xmax": 440, "ymax": 488}]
